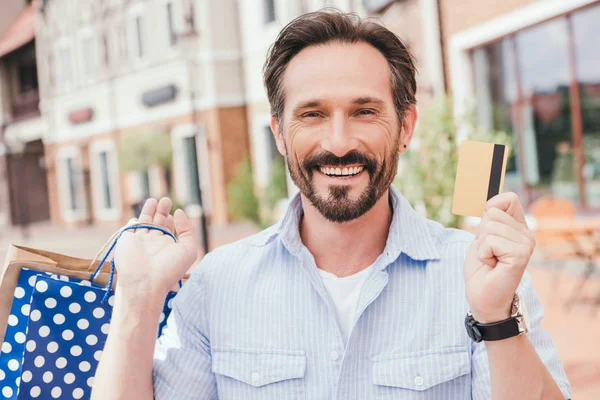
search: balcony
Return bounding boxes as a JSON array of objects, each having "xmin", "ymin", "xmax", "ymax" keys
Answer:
[{"xmin": 11, "ymin": 88, "xmax": 39, "ymax": 120}]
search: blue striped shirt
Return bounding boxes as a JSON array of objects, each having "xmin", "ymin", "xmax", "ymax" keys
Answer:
[{"xmin": 153, "ymin": 187, "xmax": 572, "ymax": 399}]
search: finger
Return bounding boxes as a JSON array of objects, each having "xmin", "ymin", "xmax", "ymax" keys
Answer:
[
  {"xmin": 478, "ymin": 220, "xmax": 534, "ymax": 256},
  {"xmin": 137, "ymin": 198, "xmax": 158, "ymax": 234},
  {"xmin": 174, "ymin": 209, "xmax": 199, "ymax": 257},
  {"xmin": 150, "ymin": 197, "xmax": 173, "ymax": 236},
  {"xmin": 478, "ymin": 235, "xmax": 530, "ymax": 270},
  {"xmin": 166, "ymin": 214, "xmax": 175, "ymax": 235},
  {"xmin": 478, "ymin": 208, "xmax": 534, "ymax": 242},
  {"xmin": 485, "ymin": 192, "xmax": 526, "ymax": 225}
]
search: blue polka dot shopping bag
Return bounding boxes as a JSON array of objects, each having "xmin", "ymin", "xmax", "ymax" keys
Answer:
[{"xmin": 0, "ymin": 224, "xmax": 182, "ymax": 399}]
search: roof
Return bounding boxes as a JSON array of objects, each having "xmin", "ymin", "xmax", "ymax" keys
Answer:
[{"xmin": 0, "ymin": 3, "xmax": 36, "ymax": 59}]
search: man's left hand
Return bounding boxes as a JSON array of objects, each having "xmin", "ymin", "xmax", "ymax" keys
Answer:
[{"xmin": 464, "ymin": 192, "xmax": 536, "ymax": 323}]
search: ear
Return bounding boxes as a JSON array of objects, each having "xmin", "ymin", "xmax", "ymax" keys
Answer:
[
  {"xmin": 270, "ymin": 115, "xmax": 287, "ymax": 156},
  {"xmin": 398, "ymin": 105, "xmax": 418, "ymax": 153}
]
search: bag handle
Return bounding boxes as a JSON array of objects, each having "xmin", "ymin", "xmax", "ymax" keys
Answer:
[{"xmin": 89, "ymin": 224, "xmax": 178, "ymax": 302}]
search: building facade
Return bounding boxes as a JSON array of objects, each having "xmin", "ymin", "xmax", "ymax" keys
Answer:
[
  {"xmin": 0, "ymin": 1, "xmax": 50, "ymax": 230},
  {"xmin": 442, "ymin": 0, "xmax": 600, "ymax": 210},
  {"xmin": 35, "ymin": 0, "xmax": 250, "ymax": 226}
]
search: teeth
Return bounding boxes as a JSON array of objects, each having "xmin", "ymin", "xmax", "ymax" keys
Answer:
[
  {"xmin": 319, "ymin": 166, "xmax": 364, "ymax": 176},
  {"xmin": 335, "ymin": 167, "xmax": 341, "ymax": 175},
  {"xmin": 342, "ymin": 167, "xmax": 349, "ymax": 175}
]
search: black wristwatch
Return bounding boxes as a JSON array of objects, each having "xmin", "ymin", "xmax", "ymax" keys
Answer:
[{"xmin": 465, "ymin": 293, "xmax": 528, "ymax": 343}]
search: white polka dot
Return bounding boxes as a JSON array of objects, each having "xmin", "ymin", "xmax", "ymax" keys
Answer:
[
  {"xmin": 69, "ymin": 303, "xmax": 81, "ymax": 314},
  {"xmin": 7, "ymin": 315, "xmax": 18, "ymax": 326},
  {"xmin": 101, "ymin": 323, "xmax": 110, "ymax": 334},
  {"xmin": 51, "ymin": 386, "xmax": 62, "ymax": 398},
  {"xmin": 28, "ymin": 276, "xmax": 37, "ymax": 287},
  {"xmin": 80, "ymin": 280, "xmax": 92, "ymax": 287},
  {"xmin": 45, "ymin": 298, "xmax": 57, "ymax": 309},
  {"xmin": 62, "ymin": 329, "xmax": 74, "ymax": 341},
  {"xmin": 14, "ymin": 287, "xmax": 25, "ymax": 299},
  {"xmin": 64, "ymin": 373, "xmax": 75, "ymax": 384},
  {"xmin": 70, "ymin": 345, "xmax": 82, "ymax": 356},
  {"xmin": 94, "ymin": 350, "xmax": 103, "ymax": 361},
  {"xmin": 167, "ymin": 298, "xmax": 174, "ymax": 308},
  {"xmin": 30, "ymin": 386, "xmax": 41, "ymax": 398},
  {"xmin": 159, "ymin": 313, "xmax": 165, "ymax": 323},
  {"xmin": 35, "ymin": 281, "xmax": 48, "ymax": 293},
  {"xmin": 14, "ymin": 332, "xmax": 26, "ymax": 344},
  {"xmin": 93, "ymin": 308, "xmax": 105, "ymax": 319},
  {"xmin": 50, "ymin": 274, "xmax": 59, "ymax": 280},
  {"xmin": 21, "ymin": 370, "xmax": 32, "ymax": 383},
  {"xmin": 53, "ymin": 313, "xmax": 65, "ymax": 325},
  {"xmin": 60, "ymin": 286, "xmax": 72, "ymax": 298},
  {"xmin": 55, "ymin": 357, "xmax": 67, "ymax": 369},
  {"xmin": 34, "ymin": 355, "xmax": 45, "ymax": 368},
  {"xmin": 15, "ymin": 377, "xmax": 20, "ymax": 386},
  {"xmin": 87, "ymin": 376, "xmax": 95, "ymax": 388},
  {"xmin": 47, "ymin": 341, "xmax": 59, "ymax": 353},
  {"xmin": 108, "ymin": 295, "xmax": 115, "ymax": 306},
  {"xmin": 2, "ymin": 342, "xmax": 12, "ymax": 353},
  {"xmin": 0, "ymin": 369, "xmax": 4, "ymax": 380},
  {"xmin": 43, "ymin": 371, "xmax": 53, "ymax": 383},
  {"xmin": 79, "ymin": 361, "xmax": 91, "ymax": 372},
  {"xmin": 59, "ymin": 275, "xmax": 69, "ymax": 282},
  {"xmin": 86, "ymin": 334, "xmax": 98, "ymax": 346},
  {"xmin": 26, "ymin": 340, "xmax": 36, "ymax": 352},
  {"xmin": 2, "ymin": 387, "xmax": 13, "ymax": 397},
  {"xmin": 73, "ymin": 388, "xmax": 84, "ymax": 399},
  {"xmin": 21, "ymin": 304, "xmax": 30, "ymax": 316},
  {"xmin": 30, "ymin": 309, "xmax": 41, "ymax": 322},
  {"xmin": 38, "ymin": 326, "xmax": 50, "ymax": 337},
  {"xmin": 84, "ymin": 291, "xmax": 97, "ymax": 302},
  {"xmin": 77, "ymin": 319, "xmax": 89, "ymax": 330},
  {"xmin": 7, "ymin": 359, "xmax": 19, "ymax": 371}
]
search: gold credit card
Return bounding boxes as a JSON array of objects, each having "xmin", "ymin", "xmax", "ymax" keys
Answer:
[{"xmin": 451, "ymin": 140, "xmax": 509, "ymax": 218}]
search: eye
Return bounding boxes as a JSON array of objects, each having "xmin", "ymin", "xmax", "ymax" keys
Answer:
[
  {"xmin": 356, "ymin": 108, "xmax": 376, "ymax": 116},
  {"xmin": 302, "ymin": 111, "xmax": 322, "ymax": 119}
]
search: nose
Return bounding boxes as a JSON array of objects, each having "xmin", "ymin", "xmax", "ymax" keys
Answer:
[{"xmin": 320, "ymin": 111, "xmax": 360, "ymax": 157}]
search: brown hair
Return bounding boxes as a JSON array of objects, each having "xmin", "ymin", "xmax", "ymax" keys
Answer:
[{"xmin": 263, "ymin": 10, "xmax": 417, "ymax": 126}]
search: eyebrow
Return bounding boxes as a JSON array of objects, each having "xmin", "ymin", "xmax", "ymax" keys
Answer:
[{"xmin": 292, "ymin": 97, "xmax": 385, "ymax": 114}]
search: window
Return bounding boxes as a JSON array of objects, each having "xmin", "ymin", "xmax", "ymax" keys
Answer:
[
  {"xmin": 135, "ymin": 15, "xmax": 145, "ymax": 58},
  {"xmin": 99, "ymin": 151, "xmax": 112, "ymax": 209},
  {"xmin": 184, "ymin": 136, "xmax": 201, "ymax": 204},
  {"xmin": 81, "ymin": 35, "xmax": 99, "ymax": 76},
  {"xmin": 55, "ymin": 45, "xmax": 72, "ymax": 85},
  {"xmin": 264, "ymin": 0, "xmax": 276, "ymax": 23},
  {"xmin": 166, "ymin": 2, "xmax": 176, "ymax": 46},
  {"xmin": 66, "ymin": 158, "xmax": 78, "ymax": 211}
]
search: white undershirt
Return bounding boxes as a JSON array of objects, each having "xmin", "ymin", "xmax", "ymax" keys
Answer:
[{"xmin": 318, "ymin": 264, "xmax": 375, "ymax": 345}]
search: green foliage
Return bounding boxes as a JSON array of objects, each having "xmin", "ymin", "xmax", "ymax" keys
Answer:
[
  {"xmin": 393, "ymin": 96, "xmax": 511, "ymax": 228},
  {"xmin": 227, "ymin": 158, "xmax": 261, "ymax": 225},
  {"xmin": 118, "ymin": 128, "xmax": 173, "ymax": 172},
  {"xmin": 264, "ymin": 156, "xmax": 288, "ymax": 209}
]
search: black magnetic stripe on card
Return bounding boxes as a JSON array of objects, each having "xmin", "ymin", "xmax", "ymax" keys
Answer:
[{"xmin": 486, "ymin": 144, "xmax": 505, "ymax": 201}]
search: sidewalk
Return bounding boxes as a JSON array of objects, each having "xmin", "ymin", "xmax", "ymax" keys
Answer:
[{"xmin": 0, "ymin": 222, "xmax": 598, "ymax": 398}]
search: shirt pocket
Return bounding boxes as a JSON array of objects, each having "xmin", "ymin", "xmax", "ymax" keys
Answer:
[
  {"xmin": 372, "ymin": 346, "xmax": 471, "ymax": 399},
  {"xmin": 212, "ymin": 346, "xmax": 306, "ymax": 400}
]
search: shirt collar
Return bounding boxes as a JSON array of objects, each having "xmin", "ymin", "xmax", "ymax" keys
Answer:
[{"xmin": 255, "ymin": 186, "xmax": 440, "ymax": 263}]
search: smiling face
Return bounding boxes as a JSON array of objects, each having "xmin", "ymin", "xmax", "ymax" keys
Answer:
[{"xmin": 271, "ymin": 41, "xmax": 414, "ymax": 223}]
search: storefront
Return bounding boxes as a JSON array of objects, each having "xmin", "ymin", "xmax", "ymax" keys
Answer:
[{"xmin": 447, "ymin": 0, "xmax": 600, "ymax": 209}]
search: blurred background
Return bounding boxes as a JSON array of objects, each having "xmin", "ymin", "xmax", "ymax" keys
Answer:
[{"xmin": 0, "ymin": 0, "xmax": 598, "ymax": 397}]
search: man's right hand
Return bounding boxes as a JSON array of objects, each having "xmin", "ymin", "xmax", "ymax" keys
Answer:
[{"xmin": 114, "ymin": 197, "xmax": 199, "ymax": 299}]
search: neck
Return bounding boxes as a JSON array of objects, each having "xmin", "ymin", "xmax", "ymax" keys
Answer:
[{"xmin": 299, "ymin": 189, "xmax": 393, "ymax": 277}]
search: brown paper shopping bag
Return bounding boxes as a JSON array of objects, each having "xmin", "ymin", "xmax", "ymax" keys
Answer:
[{"xmin": 0, "ymin": 245, "xmax": 114, "ymax": 344}]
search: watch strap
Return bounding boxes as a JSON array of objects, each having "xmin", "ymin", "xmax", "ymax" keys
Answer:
[{"xmin": 465, "ymin": 313, "xmax": 523, "ymax": 342}]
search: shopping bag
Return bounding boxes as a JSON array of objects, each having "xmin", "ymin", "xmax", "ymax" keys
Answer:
[{"xmin": 0, "ymin": 224, "xmax": 183, "ymax": 400}]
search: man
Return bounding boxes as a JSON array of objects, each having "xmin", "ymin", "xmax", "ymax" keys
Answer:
[{"xmin": 93, "ymin": 11, "xmax": 571, "ymax": 399}]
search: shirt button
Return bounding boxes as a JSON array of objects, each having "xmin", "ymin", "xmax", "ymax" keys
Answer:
[
  {"xmin": 251, "ymin": 372, "xmax": 260, "ymax": 384},
  {"xmin": 414, "ymin": 375, "xmax": 424, "ymax": 386},
  {"xmin": 330, "ymin": 351, "xmax": 340, "ymax": 361}
]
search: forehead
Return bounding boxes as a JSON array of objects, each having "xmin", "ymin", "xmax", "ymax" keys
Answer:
[{"xmin": 283, "ymin": 41, "xmax": 393, "ymax": 109}]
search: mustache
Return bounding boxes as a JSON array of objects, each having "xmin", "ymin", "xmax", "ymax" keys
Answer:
[{"xmin": 302, "ymin": 150, "xmax": 378, "ymax": 174}]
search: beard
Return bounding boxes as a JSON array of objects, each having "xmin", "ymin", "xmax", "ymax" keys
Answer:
[{"xmin": 286, "ymin": 144, "xmax": 399, "ymax": 223}]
